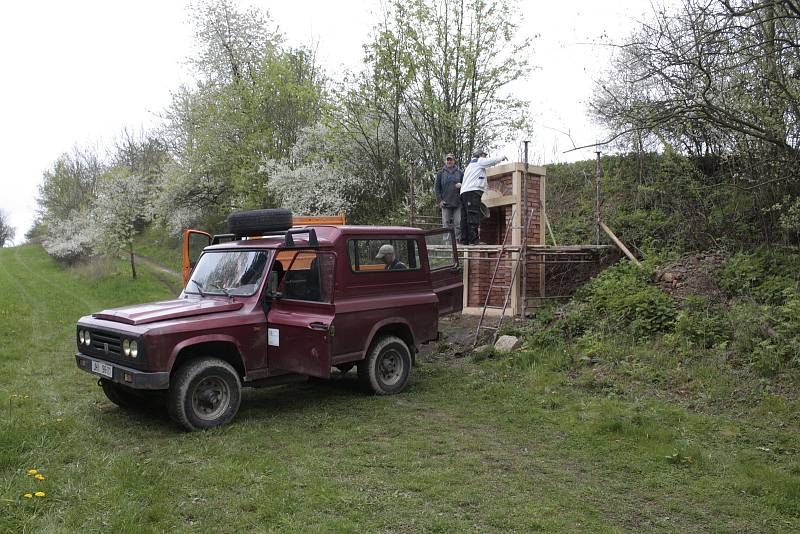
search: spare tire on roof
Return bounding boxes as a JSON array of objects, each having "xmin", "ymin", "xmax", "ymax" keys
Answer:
[{"xmin": 227, "ymin": 208, "xmax": 293, "ymax": 236}]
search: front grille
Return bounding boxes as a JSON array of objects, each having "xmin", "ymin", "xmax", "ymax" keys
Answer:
[{"xmin": 90, "ymin": 331, "xmax": 122, "ymax": 356}]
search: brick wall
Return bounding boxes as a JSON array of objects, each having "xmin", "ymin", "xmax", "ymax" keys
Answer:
[{"xmin": 465, "ymin": 168, "xmax": 545, "ymax": 311}]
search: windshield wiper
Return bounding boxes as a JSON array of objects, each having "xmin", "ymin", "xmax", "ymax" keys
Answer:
[
  {"xmin": 208, "ymin": 282, "xmax": 231, "ymax": 297},
  {"xmin": 188, "ymin": 279, "xmax": 205, "ymax": 296}
]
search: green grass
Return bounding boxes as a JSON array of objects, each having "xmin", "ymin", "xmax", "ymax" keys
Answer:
[{"xmin": 1, "ymin": 245, "xmax": 799, "ymax": 532}]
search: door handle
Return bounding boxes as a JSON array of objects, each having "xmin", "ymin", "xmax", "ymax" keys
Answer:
[{"xmin": 309, "ymin": 322, "xmax": 329, "ymax": 331}]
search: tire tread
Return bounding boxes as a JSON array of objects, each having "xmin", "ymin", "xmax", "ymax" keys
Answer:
[
  {"xmin": 227, "ymin": 208, "xmax": 293, "ymax": 236},
  {"xmin": 167, "ymin": 357, "xmax": 241, "ymax": 431}
]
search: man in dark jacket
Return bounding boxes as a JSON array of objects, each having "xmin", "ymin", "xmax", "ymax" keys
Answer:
[{"xmin": 434, "ymin": 153, "xmax": 463, "ymax": 242}]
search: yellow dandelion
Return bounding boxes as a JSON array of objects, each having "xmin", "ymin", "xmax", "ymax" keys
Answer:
[
  {"xmin": 34, "ymin": 474, "xmax": 45, "ymax": 480},
  {"xmin": 34, "ymin": 492, "xmax": 45, "ymax": 498},
  {"xmin": 23, "ymin": 493, "xmax": 32, "ymax": 499},
  {"xmin": 23, "ymin": 395, "xmax": 29, "ymax": 399},
  {"xmin": 56, "ymin": 418, "xmax": 63, "ymax": 422},
  {"xmin": 27, "ymin": 469, "xmax": 37, "ymax": 476}
]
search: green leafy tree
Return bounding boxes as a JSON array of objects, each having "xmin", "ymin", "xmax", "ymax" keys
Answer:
[
  {"xmin": 591, "ymin": 0, "xmax": 800, "ymax": 245},
  {"xmin": 0, "ymin": 209, "xmax": 15, "ymax": 247},
  {"xmin": 333, "ymin": 0, "xmax": 532, "ymax": 222},
  {"xmin": 161, "ymin": 0, "xmax": 326, "ymax": 230},
  {"xmin": 36, "ymin": 147, "xmax": 104, "ymax": 224}
]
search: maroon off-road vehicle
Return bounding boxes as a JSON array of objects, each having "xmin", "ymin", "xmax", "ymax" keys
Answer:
[{"xmin": 75, "ymin": 209, "xmax": 462, "ymax": 431}]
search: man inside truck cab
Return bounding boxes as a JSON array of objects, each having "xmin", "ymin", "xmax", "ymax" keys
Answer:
[{"xmin": 376, "ymin": 244, "xmax": 407, "ymax": 270}]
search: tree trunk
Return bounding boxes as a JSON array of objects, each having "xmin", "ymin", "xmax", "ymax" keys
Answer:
[{"xmin": 129, "ymin": 249, "xmax": 137, "ymax": 279}]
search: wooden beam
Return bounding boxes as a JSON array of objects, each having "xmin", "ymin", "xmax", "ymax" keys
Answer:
[
  {"xmin": 600, "ymin": 222, "xmax": 641, "ymax": 267},
  {"xmin": 482, "ymin": 194, "xmax": 517, "ymax": 208},
  {"xmin": 511, "ymin": 171, "xmax": 522, "ymax": 315},
  {"xmin": 544, "ymin": 210, "xmax": 557, "ymax": 246},
  {"xmin": 462, "ymin": 249, "xmax": 470, "ymax": 309}
]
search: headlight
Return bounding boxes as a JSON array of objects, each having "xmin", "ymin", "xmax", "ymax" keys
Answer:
[
  {"xmin": 79, "ymin": 330, "xmax": 85, "ymax": 344},
  {"xmin": 84, "ymin": 331, "xmax": 91, "ymax": 346},
  {"xmin": 123, "ymin": 339, "xmax": 130, "ymax": 356},
  {"xmin": 129, "ymin": 340, "xmax": 138, "ymax": 358}
]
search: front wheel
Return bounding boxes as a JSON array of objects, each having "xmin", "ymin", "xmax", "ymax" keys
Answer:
[
  {"xmin": 357, "ymin": 335, "xmax": 412, "ymax": 394},
  {"xmin": 168, "ymin": 358, "xmax": 241, "ymax": 431},
  {"xmin": 100, "ymin": 379, "xmax": 141, "ymax": 409}
]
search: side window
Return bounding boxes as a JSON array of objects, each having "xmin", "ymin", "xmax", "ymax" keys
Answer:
[
  {"xmin": 425, "ymin": 229, "xmax": 458, "ymax": 270},
  {"xmin": 348, "ymin": 238, "xmax": 420, "ymax": 272},
  {"xmin": 274, "ymin": 250, "xmax": 334, "ymax": 303}
]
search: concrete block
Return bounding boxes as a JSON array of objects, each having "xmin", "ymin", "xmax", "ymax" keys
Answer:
[{"xmin": 494, "ymin": 335, "xmax": 522, "ymax": 353}]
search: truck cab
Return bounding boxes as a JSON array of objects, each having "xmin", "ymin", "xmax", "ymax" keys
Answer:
[{"xmin": 75, "ymin": 209, "xmax": 462, "ymax": 431}]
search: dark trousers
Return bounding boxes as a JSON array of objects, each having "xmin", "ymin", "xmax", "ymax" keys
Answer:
[{"xmin": 460, "ymin": 190, "xmax": 483, "ymax": 244}]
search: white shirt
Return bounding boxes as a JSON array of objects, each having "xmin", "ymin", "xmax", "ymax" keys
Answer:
[{"xmin": 460, "ymin": 156, "xmax": 506, "ymax": 194}]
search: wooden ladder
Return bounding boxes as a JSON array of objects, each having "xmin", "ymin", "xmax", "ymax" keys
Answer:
[{"xmin": 472, "ymin": 206, "xmax": 536, "ymax": 347}]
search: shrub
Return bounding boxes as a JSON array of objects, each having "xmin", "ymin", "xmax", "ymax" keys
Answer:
[
  {"xmin": 719, "ymin": 249, "xmax": 800, "ymax": 304},
  {"xmin": 719, "ymin": 251, "xmax": 765, "ymax": 296},
  {"xmin": 576, "ymin": 261, "xmax": 676, "ymax": 339},
  {"xmin": 674, "ymin": 296, "xmax": 731, "ymax": 349},
  {"xmin": 746, "ymin": 293, "xmax": 800, "ymax": 376},
  {"xmin": 753, "ymin": 276, "xmax": 797, "ymax": 305}
]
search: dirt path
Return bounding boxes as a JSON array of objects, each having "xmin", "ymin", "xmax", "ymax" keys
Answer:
[{"xmin": 134, "ymin": 254, "xmax": 182, "ymax": 293}]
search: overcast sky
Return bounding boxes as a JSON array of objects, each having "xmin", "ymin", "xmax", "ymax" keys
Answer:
[{"xmin": 0, "ymin": 0, "xmax": 657, "ymax": 243}]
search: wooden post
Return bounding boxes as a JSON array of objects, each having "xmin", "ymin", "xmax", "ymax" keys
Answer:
[
  {"xmin": 522, "ymin": 141, "xmax": 529, "ymax": 316},
  {"xmin": 511, "ymin": 169, "xmax": 522, "ymax": 315},
  {"xmin": 600, "ymin": 222, "xmax": 641, "ymax": 267},
  {"xmin": 463, "ymin": 249, "xmax": 470, "ymax": 309},
  {"xmin": 410, "ymin": 166, "xmax": 416, "ymax": 227},
  {"xmin": 595, "ymin": 150, "xmax": 601, "ymax": 245}
]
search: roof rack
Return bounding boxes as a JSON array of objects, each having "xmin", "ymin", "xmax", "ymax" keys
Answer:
[{"xmin": 211, "ymin": 227, "xmax": 318, "ymax": 248}]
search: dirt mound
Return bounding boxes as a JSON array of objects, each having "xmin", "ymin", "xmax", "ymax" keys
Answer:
[
  {"xmin": 653, "ymin": 251, "xmax": 728, "ymax": 303},
  {"xmin": 418, "ymin": 314, "xmax": 481, "ymax": 365}
]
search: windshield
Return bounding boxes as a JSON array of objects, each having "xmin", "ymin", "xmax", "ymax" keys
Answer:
[{"xmin": 186, "ymin": 250, "xmax": 272, "ymax": 297}]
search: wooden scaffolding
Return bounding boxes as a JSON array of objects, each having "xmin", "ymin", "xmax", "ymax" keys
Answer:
[{"xmin": 448, "ymin": 163, "xmax": 612, "ymax": 317}]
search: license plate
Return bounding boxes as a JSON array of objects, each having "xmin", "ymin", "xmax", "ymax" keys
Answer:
[{"xmin": 91, "ymin": 360, "xmax": 113, "ymax": 378}]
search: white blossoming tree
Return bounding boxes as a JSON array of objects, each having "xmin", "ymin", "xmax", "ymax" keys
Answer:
[
  {"xmin": 92, "ymin": 169, "xmax": 152, "ymax": 278},
  {"xmin": 42, "ymin": 215, "xmax": 99, "ymax": 262}
]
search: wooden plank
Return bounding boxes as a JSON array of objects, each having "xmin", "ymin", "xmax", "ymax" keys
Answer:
[
  {"xmin": 483, "ymin": 194, "xmax": 517, "ymax": 208},
  {"xmin": 600, "ymin": 222, "xmax": 641, "ymax": 266},
  {"xmin": 544, "ymin": 210, "xmax": 557, "ymax": 246},
  {"xmin": 462, "ymin": 249, "xmax": 470, "ymax": 309},
  {"xmin": 462, "ymin": 306, "xmax": 515, "ymax": 317},
  {"xmin": 511, "ymin": 171, "xmax": 522, "ymax": 315}
]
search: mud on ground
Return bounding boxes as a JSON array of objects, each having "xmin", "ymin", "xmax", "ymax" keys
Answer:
[{"xmin": 418, "ymin": 314, "xmax": 480, "ymax": 365}]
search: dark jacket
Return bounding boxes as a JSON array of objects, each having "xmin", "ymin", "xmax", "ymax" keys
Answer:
[
  {"xmin": 435, "ymin": 166, "xmax": 463, "ymax": 208},
  {"xmin": 386, "ymin": 259, "xmax": 407, "ymax": 270}
]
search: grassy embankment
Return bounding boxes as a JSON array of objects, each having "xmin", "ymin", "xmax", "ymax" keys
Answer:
[{"xmin": 1, "ymin": 244, "xmax": 798, "ymax": 532}]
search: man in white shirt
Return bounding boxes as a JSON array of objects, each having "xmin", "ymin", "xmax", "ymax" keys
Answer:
[{"xmin": 460, "ymin": 148, "xmax": 507, "ymax": 244}]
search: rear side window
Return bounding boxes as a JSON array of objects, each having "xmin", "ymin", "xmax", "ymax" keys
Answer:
[{"xmin": 348, "ymin": 238, "xmax": 420, "ymax": 272}]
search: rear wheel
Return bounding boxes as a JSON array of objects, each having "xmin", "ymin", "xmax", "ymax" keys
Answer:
[
  {"xmin": 168, "ymin": 358, "xmax": 241, "ymax": 431},
  {"xmin": 357, "ymin": 335, "xmax": 412, "ymax": 394}
]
